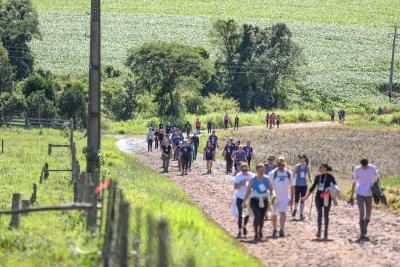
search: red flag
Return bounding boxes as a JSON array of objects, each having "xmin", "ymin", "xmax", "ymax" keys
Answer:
[
  {"xmin": 95, "ymin": 179, "xmax": 111, "ymax": 194},
  {"xmin": 320, "ymin": 190, "xmax": 330, "ymax": 199}
]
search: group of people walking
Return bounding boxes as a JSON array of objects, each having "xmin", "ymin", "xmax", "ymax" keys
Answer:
[
  {"xmin": 147, "ymin": 120, "xmax": 381, "ymax": 243},
  {"xmin": 265, "ymin": 112, "xmax": 281, "ymax": 129}
]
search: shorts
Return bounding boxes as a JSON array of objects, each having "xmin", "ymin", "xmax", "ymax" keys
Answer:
[
  {"xmin": 205, "ymin": 154, "xmax": 213, "ymax": 161},
  {"xmin": 271, "ymin": 196, "xmax": 289, "ymax": 216}
]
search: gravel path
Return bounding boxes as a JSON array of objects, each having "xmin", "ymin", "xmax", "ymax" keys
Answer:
[{"xmin": 116, "ymin": 122, "xmax": 400, "ymax": 267}]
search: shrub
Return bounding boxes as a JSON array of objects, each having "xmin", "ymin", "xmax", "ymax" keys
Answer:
[
  {"xmin": 0, "ymin": 91, "xmax": 26, "ymax": 116},
  {"xmin": 26, "ymin": 91, "xmax": 58, "ymax": 118}
]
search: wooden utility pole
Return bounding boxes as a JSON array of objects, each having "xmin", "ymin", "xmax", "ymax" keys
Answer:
[
  {"xmin": 388, "ymin": 25, "xmax": 399, "ymax": 102},
  {"xmin": 87, "ymin": 0, "xmax": 101, "ymax": 176}
]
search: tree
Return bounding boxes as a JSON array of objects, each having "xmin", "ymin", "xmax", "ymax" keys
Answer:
[
  {"xmin": 0, "ymin": 0, "xmax": 40, "ymax": 80},
  {"xmin": 0, "ymin": 91, "xmax": 26, "ymax": 116},
  {"xmin": 21, "ymin": 71, "xmax": 58, "ymax": 100},
  {"xmin": 57, "ymin": 80, "xmax": 87, "ymax": 127},
  {"xmin": 0, "ymin": 42, "xmax": 14, "ymax": 93},
  {"xmin": 211, "ymin": 20, "xmax": 304, "ymax": 110},
  {"xmin": 125, "ymin": 42, "xmax": 213, "ymax": 118},
  {"xmin": 26, "ymin": 90, "xmax": 58, "ymax": 119}
]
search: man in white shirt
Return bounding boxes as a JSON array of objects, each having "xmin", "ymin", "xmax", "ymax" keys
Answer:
[
  {"xmin": 233, "ymin": 163, "xmax": 254, "ymax": 239},
  {"xmin": 268, "ymin": 157, "xmax": 295, "ymax": 238},
  {"xmin": 350, "ymin": 158, "xmax": 380, "ymax": 240}
]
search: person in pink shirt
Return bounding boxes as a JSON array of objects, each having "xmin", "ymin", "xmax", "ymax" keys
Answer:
[{"xmin": 224, "ymin": 113, "xmax": 229, "ymax": 130}]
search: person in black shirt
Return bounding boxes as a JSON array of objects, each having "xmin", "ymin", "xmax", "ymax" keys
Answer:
[
  {"xmin": 166, "ymin": 123, "xmax": 171, "ymax": 134},
  {"xmin": 207, "ymin": 121, "xmax": 213, "ymax": 133},
  {"xmin": 154, "ymin": 128, "xmax": 160, "ymax": 149},
  {"xmin": 180, "ymin": 141, "xmax": 192, "ymax": 175},
  {"xmin": 234, "ymin": 115, "xmax": 239, "ymax": 130},
  {"xmin": 222, "ymin": 139, "xmax": 234, "ymax": 174},
  {"xmin": 302, "ymin": 163, "xmax": 337, "ymax": 240},
  {"xmin": 161, "ymin": 140, "xmax": 172, "ymax": 173},
  {"xmin": 203, "ymin": 141, "xmax": 214, "ymax": 174},
  {"xmin": 191, "ymin": 133, "xmax": 200, "ymax": 160}
]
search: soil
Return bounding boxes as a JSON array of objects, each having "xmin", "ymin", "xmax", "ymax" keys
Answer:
[{"xmin": 116, "ymin": 122, "xmax": 400, "ymax": 267}]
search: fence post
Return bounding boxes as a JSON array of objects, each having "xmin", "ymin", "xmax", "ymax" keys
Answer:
[
  {"xmin": 103, "ymin": 182, "xmax": 116, "ymax": 267},
  {"xmin": 1, "ymin": 139, "xmax": 3, "ymax": 154},
  {"xmin": 145, "ymin": 215, "xmax": 155, "ymax": 267},
  {"xmin": 77, "ymin": 172, "xmax": 86, "ymax": 203},
  {"xmin": 30, "ymin": 183, "xmax": 37, "ymax": 204},
  {"xmin": 133, "ymin": 208, "xmax": 142, "ymax": 267},
  {"xmin": 48, "ymin": 144, "xmax": 52, "ymax": 155},
  {"xmin": 10, "ymin": 193, "xmax": 21, "ymax": 228},
  {"xmin": 86, "ymin": 185, "xmax": 98, "ymax": 232},
  {"xmin": 21, "ymin": 200, "xmax": 30, "ymax": 216},
  {"xmin": 158, "ymin": 220, "xmax": 169, "ymax": 267},
  {"xmin": 118, "ymin": 201, "xmax": 130, "ymax": 267}
]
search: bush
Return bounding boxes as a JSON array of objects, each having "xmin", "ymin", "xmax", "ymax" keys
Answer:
[
  {"xmin": 0, "ymin": 92, "xmax": 26, "ymax": 116},
  {"xmin": 204, "ymin": 93, "xmax": 239, "ymax": 113},
  {"xmin": 57, "ymin": 80, "xmax": 87, "ymax": 127},
  {"xmin": 22, "ymin": 73, "xmax": 59, "ymax": 101},
  {"xmin": 26, "ymin": 91, "xmax": 58, "ymax": 119},
  {"xmin": 103, "ymin": 65, "xmax": 122, "ymax": 78}
]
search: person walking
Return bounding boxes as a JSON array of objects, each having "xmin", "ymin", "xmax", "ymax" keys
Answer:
[
  {"xmin": 264, "ymin": 156, "xmax": 277, "ymax": 175},
  {"xmin": 191, "ymin": 133, "xmax": 200, "ymax": 160},
  {"xmin": 232, "ymin": 145, "xmax": 247, "ymax": 174},
  {"xmin": 161, "ymin": 139, "xmax": 172, "ymax": 173},
  {"xmin": 233, "ymin": 163, "xmax": 254, "ymax": 239},
  {"xmin": 349, "ymin": 159, "xmax": 380, "ymax": 240},
  {"xmin": 207, "ymin": 121, "xmax": 213, "ymax": 133},
  {"xmin": 243, "ymin": 141, "xmax": 254, "ymax": 169},
  {"xmin": 195, "ymin": 118, "xmax": 201, "ymax": 134},
  {"xmin": 223, "ymin": 139, "xmax": 235, "ymax": 174},
  {"xmin": 185, "ymin": 121, "xmax": 192, "ymax": 137},
  {"xmin": 146, "ymin": 128, "xmax": 154, "ymax": 152},
  {"xmin": 180, "ymin": 140, "xmax": 192, "ymax": 175},
  {"xmin": 292, "ymin": 155, "xmax": 312, "ymax": 220},
  {"xmin": 269, "ymin": 113, "xmax": 276, "ymax": 129},
  {"xmin": 208, "ymin": 129, "xmax": 219, "ymax": 159},
  {"xmin": 224, "ymin": 113, "xmax": 230, "ymax": 130},
  {"xmin": 265, "ymin": 113, "xmax": 270, "ymax": 128},
  {"xmin": 268, "ymin": 157, "xmax": 295, "ymax": 238},
  {"xmin": 242, "ymin": 164, "xmax": 273, "ymax": 240},
  {"xmin": 204, "ymin": 141, "xmax": 214, "ymax": 174},
  {"xmin": 302, "ymin": 163, "xmax": 338, "ymax": 240},
  {"xmin": 330, "ymin": 110, "xmax": 335, "ymax": 123},
  {"xmin": 154, "ymin": 128, "xmax": 160, "ymax": 149},
  {"xmin": 176, "ymin": 141, "xmax": 183, "ymax": 171},
  {"xmin": 276, "ymin": 115, "xmax": 281, "ymax": 128},
  {"xmin": 234, "ymin": 115, "xmax": 239, "ymax": 130}
]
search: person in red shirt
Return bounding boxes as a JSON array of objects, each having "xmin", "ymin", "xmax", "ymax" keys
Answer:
[
  {"xmin": 224, "ymin": 114, "xmax": 230, "ymax": 130},
  {"xmin": 195, "ymin": 118, "xmax": 201, "ymax": 134},
  {"xmin": 269, "ymin": 113, "xmax": 276, "ymax": 129}
]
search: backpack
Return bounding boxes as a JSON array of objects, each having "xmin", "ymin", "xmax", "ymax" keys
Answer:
[{"xmin": 273, "ymin": 169, "xmax": 291, "ymax": 181}]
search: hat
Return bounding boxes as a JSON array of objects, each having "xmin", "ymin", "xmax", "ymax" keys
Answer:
[
  {"xmin": 277, "ymin": 156, "xmax": 286, "ymax": 164},
  {"xmin": 267, "ymin": 156, "xmax": 275, "ymax": 160}
]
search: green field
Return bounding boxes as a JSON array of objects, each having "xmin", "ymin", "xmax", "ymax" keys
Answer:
[
  {"xmin": 0, "ymin": 128, "xmax": 261, "ymax": 266},
  {"xmin": 29, "ymin": 0, "xmax": 400, "ymax": 108}
]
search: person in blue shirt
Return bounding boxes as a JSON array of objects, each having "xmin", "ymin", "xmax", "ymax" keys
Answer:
[
  {"xmin": 180, "ymin": 140, "xmax": 192, "ymax": 175},
  {"xmin": 222, "ymin": 139, "xmax": 234, "ymax": 174},
  {"xmin": 292, "ymin": 155, "xmax": 312, "ymax": 220},
  {"xmin": 208, "ymin": 129, "xmax": 219, "ymax": 159},
  {"xmin": 243, "ymin": 141, "xmax": 255, "ymax": 169},
  {"xmin": 242, "ymin": 164, "xmax": 273, "ymax": 241},
  {"xmin": 232, "ymin": 145, "xmax": 248, "ymax": 175}
]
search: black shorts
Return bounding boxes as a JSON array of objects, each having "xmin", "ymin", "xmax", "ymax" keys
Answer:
[
  {"xmin": 205, "ymin": 154, "xmax": 213, "ymax": 161},
  {"xmin": 294, "ymin": 186, "xmax": 308, "ymax": 203}
]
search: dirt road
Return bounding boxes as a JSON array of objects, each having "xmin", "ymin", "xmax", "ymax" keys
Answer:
[{"xmin": 117, "ymin": 122, "xmax": 400, "ymax": 267}]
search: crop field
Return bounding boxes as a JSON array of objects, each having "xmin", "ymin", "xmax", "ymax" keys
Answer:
[
  {"xmin": 227, "ymin": 126, "xmax": 400, "ymax": 209},
  {"xmin": 30, "ymin": 0, "xmax": 400, "ymax": 108}
]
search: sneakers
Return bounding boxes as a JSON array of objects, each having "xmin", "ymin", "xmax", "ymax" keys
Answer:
[
  {"xmin": 299, "ymin": 215, "xmax": 305, "ymax": 221},
  {"xmin": 292, "ymin": 209, "xmax": 297, "ymax": 217},
  {"xmin": 279, "ymin": 229, "xmax": 285, "ymax": 238},
  {"xmin": 316, "ymin": 232, "xmax": 321, "ymax": 239},
  {"xmin": 272, "ymin": 229, "xmax": 278, "ymax": 238},
  {"xmin": 236, "ymin": 231, "xmax": 242, "ymax": 239}
]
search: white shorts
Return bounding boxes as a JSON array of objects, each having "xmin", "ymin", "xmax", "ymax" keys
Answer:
[{"xmin": 271, "ymin": 196, "xmax": 289, "ymax": 216}]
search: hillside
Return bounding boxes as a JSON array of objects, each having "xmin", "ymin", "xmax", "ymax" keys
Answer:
[{"xmin": 31, "ymin": 0, "xmax": 400, "ymax": 108}]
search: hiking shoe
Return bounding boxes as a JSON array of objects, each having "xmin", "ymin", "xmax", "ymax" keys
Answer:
[
  {"xmin": 254, "ymin": 234, "xmax": 259, "ymax": 241},
  {"xmin": 259, "ymin": 232, "xmax": 263, "ymax": 240},
  {"xmin": 272, "ymin": 229, "xmax": 278, "ymax": 239},
  {"xmin": 299, "ymin": 215, "xmax": 305, "ymax": 221},
  {"xmin": 243, "ymin": 227, "xmax": 247, "ymax": 238},
  {"xmin": 279, "ymin": 229, "xmax": 285, "ymax": 238},
  {"xmin": 292, "ymin": 209, "xmax": 297, "ymax": 217},
  {"xmin": 236, "ymin": 231, "xmax": 242, "ymax": 239},
  {"xmin": 316, "ymin": 232, "xmax": 321, "ymax": 239}
]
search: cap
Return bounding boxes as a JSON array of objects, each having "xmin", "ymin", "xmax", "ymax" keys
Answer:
[{"xmin": 277, "ymin": 156, "xmax": 286, "ymax": 164}]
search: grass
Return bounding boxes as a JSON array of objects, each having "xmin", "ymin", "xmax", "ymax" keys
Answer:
[
  {"xmin": 0, "ymin": 127, "xmax": 261, "ymax": 266},
  {"xmin": 28, "ymin": 0, "xmax": 400, "ymax": 109},
  {"xmin": 106, "ymin": 109, "xmax": 330, "ymax": 135},
  {"xmin": 0, "ymin": 128, "xmax": 99, "ymax": 267},
  {"xmin": 101, "ymin": 137, "xmax": 262, "ymax": 267}
]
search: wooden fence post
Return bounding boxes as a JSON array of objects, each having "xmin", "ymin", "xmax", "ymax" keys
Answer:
[
  {"xmin": 158, "ymin": 220, "xmax": 169, "ymax": 267},
  {"xmin": 118, "ymin": 201, "xmax": 130, "ymax": 267},
  {"xmin": 77, "ymin": 172, "xmax": 86, "ymax": 203},
  {"xmin": 1, "ymin": 139, "xmax": 3, "ymax": 154},
  {"xmin": 48, "ymin": 144, "xmax": 52, "ymax": 155},
  {"xmin": 145, "ymin": 215, "xmax": 155, "ymax": 267},
  {"xmin": 133, "ymin": 208, "xmax": 142, "ymax": 267},
  {"xmin": 103, "ymin": 182, "xmax": 116, "ymax": 267},
  {"xmin": 86, "ymin": 185, "xmax": 98, "ymax": 232},
  {"xmin": 21, "ymin": 200, "xmax": 30, "ymax": 216},
  {"xmin": 10, "ymin": 193, "xmax": 21, "ymax": 228}
]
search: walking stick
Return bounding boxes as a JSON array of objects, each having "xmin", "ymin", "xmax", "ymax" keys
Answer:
[{"xmin": 308, "ymin": 192, "xmax": 315, "ymax": 220}]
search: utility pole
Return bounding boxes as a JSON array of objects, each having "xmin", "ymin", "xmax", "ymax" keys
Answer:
[
  {"xmin": 87, "ymin": 0, "xmax": 101, "ymax": 180},
  {"xmin": 388, "ymin": 25, "xmax": 399, "ymax": 102}
]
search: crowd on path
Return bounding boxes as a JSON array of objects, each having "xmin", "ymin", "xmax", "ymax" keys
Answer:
[{"xmin": 145, "ymin": 114, "xmax": 382, "ymax": 243}]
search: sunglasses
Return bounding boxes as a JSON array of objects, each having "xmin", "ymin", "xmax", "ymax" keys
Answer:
[{"xmin": 278, "ymin": 164, "xmax": 285, "ymax": 167}]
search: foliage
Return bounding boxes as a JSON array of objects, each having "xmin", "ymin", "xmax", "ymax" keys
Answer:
[
  {"xmin": 0, "ymin": 42, "xmax": 14, "ymax": 93},
  {"xmin": 0, "ymin": 0, "xmax": 40, "ymax": 80},
  {"xmin": 0, "ymin": 91, "xmax": 26, "ymax": 116},
  {"xmin": 211, "ymin": 20, "xmax": 304, "ymax": 110},
  {"xmin": 21, "ymin": 70, "xmax": 58, "ymax": 100},
  {"xmin": 57, "ymin": 80, "xmax": 87, "ymax": 127},
  {"xmin": 125, "ymin": 42, "xmax": 213, "ymax": 118},
  {"xmin": 26, "ymin": 90, "xmax": 58, "ymax": 118}
]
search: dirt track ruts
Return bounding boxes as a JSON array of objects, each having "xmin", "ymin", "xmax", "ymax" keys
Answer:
[{"xmin": 117, "ymin": 122, "xmax": 400, "ymax": 267}]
